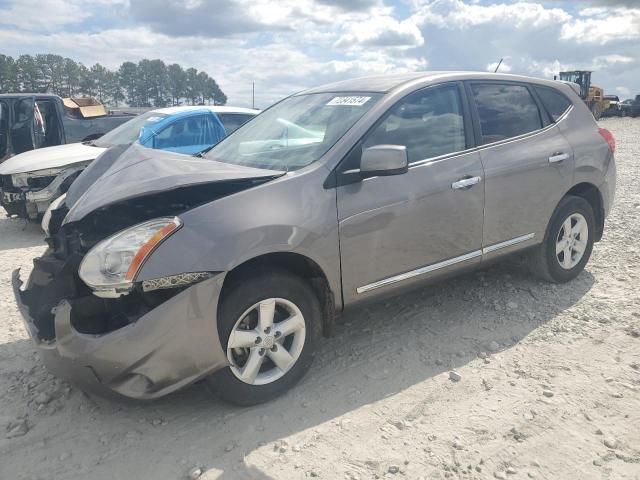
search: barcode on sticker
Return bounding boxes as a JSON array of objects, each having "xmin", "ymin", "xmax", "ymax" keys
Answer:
[{"xmin": 327, "ymin": 96, "xmax": 371, "ymax": 106}]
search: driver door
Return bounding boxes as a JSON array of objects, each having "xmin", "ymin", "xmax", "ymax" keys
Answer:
[
  {"xmin": 336, "ymin": 83, "xmax": 485, "ymax": 304},
  {"xmin": 10, "ymin": 96, "xmax": 36, "ymax": 155}
]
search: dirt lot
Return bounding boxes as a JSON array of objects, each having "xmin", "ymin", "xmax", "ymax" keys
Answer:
[{"xmin": 1, "ymin": 118, "xmax": 639, "ymax": 480}]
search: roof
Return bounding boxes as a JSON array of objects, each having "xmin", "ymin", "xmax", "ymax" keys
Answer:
[
  {"xmin": 0, "ymin": 93, "xmax": 62, "ymax": 99},
  {"xmin": 300, "ymin": 71, "xmax": 568, "ymax": 95},
  {"xmin": 153, "ymin": 105, "xmax": 260, "ymax": 115}
]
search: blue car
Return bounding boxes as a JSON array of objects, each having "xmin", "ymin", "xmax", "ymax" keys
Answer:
[{"xmin": 137, "ymin": 106, "xmax": 259, "ymax": 155}]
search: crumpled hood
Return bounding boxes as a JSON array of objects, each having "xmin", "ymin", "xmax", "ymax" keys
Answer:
[
  {"xmin": 64, "ymin": 143, "xmax": 284, "ymax": 224},
  {"xmin": 0, "ymin": 142, "xmax": 105, "ymax": 175}
]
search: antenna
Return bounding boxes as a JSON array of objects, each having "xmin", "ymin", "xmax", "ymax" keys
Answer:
[
  {"xmin": 494, "ymin": 58, "xmax": 503, "ymax": 73},
  {"xmin": 252, "ymin": 82, "xmax": 255, "ymax": 109}
]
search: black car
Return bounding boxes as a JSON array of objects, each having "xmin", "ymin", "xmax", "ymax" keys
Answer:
[
  {"xmin": 620, "ymin": 96, "xmax": 640, "ymax": 117},
  {"xmin": 0, "ymin": 94, "xmax": 136, "ymax": 163}
]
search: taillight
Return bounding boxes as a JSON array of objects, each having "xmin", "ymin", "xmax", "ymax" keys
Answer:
[{"xmin": 598, "ymin": 128, "xmax": 615, "ymax": 154}]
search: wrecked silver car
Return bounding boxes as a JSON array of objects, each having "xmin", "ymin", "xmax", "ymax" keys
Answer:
[{"xmin": 13, "ymin": 72, "xmax": 615, "ymax": 405}]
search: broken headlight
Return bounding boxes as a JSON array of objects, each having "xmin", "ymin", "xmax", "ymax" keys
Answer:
[{"xmin": 79, "ymin": 217, "xmax": 181, "ymax": 297}]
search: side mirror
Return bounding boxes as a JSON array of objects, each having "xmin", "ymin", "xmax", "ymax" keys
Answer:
[
  {"xmin": 360, "ymin": 145, "xmax": 408, "ymax": 178},
  {"xmin": 138, "ymin": 126, "xmax": 154, "ymax": 147}
]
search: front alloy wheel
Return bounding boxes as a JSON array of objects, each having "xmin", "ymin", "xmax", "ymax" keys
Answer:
[
  {"xmin": 210, "ymin": 269, "xmax": 321, "ymax": 405},
  {"xmin": 227, "ymin": 298, "xmax": 306, "ymax": 385}
]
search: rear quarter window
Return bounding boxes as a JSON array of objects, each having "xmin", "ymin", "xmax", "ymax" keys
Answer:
[
  {"xmin": 218, "ymin": 113, "xmax": 255, "ymax": 134},
  {"xmin": 470, "ymin": 83, "xmax": 542, "ymax": 145},
  {"xmin": 534, "ymin": 87, "xmax": 572, "ymax": 122}
]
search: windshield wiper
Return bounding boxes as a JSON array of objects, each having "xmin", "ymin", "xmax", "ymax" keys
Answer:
[{"xmin": 195, "ymin": 144, "xmax": 216, "ymax": 157}]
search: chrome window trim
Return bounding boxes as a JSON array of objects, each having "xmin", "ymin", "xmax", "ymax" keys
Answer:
[
  {"xmin": 355, "ymin": 233, "xmax": 536, "ymax": 294},
  {"xmin": 356, "ymin": 250, "xmax": 482, "ymax": 294}
]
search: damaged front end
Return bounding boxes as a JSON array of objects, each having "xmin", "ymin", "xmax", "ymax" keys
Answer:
[
  {"xmin": 14, "ymin": 153, "xmax": 282, "ymax": 398},
  {"xmin": 1, "ymin": 165, "xmax": 86, "ymax": 220}
]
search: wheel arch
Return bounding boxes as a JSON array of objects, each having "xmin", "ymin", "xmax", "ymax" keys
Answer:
[
  {"xmin": 221, "ymin": 252, "xmax": 337, "ymax": 337},
  {"xmin": 563, "ymin": 182, "xmax": 604, "ymax": 241}
]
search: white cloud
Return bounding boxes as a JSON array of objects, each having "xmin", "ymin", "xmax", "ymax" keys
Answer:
[
  {"xmin": 412, "ymin": 0, "xmax": 571, "ymax": 29},
  {"xmin": 335, "ymin": 15, "xmax": 424, "ymax": 49},
  {"xmin": 560, "ymin": 7, "xmax": 640, "ymax": 44},
  {"xmin": 0, "ymin": 0, "xmax": 126, "ymax": 31}
]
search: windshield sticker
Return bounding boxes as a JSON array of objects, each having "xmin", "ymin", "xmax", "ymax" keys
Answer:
[{"xmin": 327, "ymin": 96, "xmax": 371, "ymax": 106}]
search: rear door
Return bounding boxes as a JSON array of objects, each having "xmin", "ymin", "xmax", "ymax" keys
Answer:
[
  {"xmin": 10, "ymin": 96, "xmax": 36, "ymax": 155},
  {"xmin": 337, "ymin": 83, "xmax": 485, "ymax": 303},
  {"xmin": 466, "ymin": 81, "xmax": 574, "ymax": 256}
]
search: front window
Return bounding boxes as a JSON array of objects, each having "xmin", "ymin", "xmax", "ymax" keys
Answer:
[
  {"xmin": 93, "ymin": 111, "xmax": 169, "ymax": 148},
  {"xmin": 363, "ymin": 84, "xmax": 466, "ymax": 163},
  {"xmin": 205, "ymin": 92, "xmax": 382, "ymax": 171}
]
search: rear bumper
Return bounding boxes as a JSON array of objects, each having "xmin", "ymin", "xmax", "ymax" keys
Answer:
[
  {"xmin": 12, "ymin": 269, "xmax": 229, "ymax": 400},
  {"xmin": 602, "ymin": 153, "xmax": 616, "ymax": 219}
]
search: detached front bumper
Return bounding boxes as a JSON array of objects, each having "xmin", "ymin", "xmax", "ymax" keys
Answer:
[{"xmin": 12, "ymin": 269, "xmax": 229, "ymax": 400}]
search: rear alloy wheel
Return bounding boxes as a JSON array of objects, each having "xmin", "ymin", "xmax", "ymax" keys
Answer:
[
  {"xmin": 555, "ymin": 213, "xmax": 589, "ymax": 270},
  {"xmin": 528, "ymin": 195, "xmax": 595, "ymax": 283},
  {"xmin": 210, "ymin": 269, "xmax": 321, "ymax": 405}
]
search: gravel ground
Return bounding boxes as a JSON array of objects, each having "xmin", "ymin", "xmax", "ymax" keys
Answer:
[{"xmin": 0, "ymin": 118, "xmax": 639, "ymax": 480}]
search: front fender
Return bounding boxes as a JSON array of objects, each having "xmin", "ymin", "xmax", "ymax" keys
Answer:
[{"xmin": 136, "ymin": 165, "xmax": 342, "ymax": 308}]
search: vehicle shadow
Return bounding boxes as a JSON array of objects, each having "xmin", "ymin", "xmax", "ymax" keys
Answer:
[{"xmin": 0, "ymin": 257, "xmax": 595, "ymax": 480}]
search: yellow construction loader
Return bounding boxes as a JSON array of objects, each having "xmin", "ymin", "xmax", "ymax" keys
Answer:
[{"xmin": 557, "ymin": 71, "xmax": 609, "ymax": 120}]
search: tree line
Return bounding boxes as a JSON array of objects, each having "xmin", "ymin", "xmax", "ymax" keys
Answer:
[{"xmin": 0, "ymin": 53, "xmax": 227, "ymax": 108}]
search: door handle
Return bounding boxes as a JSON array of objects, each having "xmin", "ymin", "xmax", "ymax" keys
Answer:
[
  {"xmin": 452, "ymin": 176, "xmax": 482, "ymax": 190},
  {"xmin": 549, "ymin": 152, "xmax": 569, "ymax": 163}
]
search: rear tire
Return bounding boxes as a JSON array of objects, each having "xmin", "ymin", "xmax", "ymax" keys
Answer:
[
  {"xmin": 528, "ymin": 196, "xmax": 595, "ymax": 283},
  {"xmin": 208, "ymin": 269, "xmax": 322, "ymax": 406}
]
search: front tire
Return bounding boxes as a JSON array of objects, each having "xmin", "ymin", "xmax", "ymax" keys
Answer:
[
  {"xmin": 528, "ymin": 196, "xmax": 595, "ymax": 283},
  {"xmin": 208, "ymin": 269, "xmax": 322, "ymax": 406}
]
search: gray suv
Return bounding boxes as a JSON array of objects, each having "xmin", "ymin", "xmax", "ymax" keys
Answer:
[{"xmin": 13, "ymin": 72, "xmax": 616, "ymax": 405}]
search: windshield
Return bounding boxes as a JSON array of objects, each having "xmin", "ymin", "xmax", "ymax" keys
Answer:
[
  {"xmin": 93, "ymin": 111, "xmax": 169, "ymax": 148},
  {"xmin": 205, "ymin": 92, "xmax": 382, "ymax": 171}
]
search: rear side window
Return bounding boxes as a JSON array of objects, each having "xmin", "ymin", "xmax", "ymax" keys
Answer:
[
  {"xmin": 363, "ymin": 84, "xmax": 466, "ymax": 163},
  {"xmin": 470, "ymin": 84, "xmax": 542, "ymax": 145},
  {"xmin": 218, "ymin": 113, "xmax": 255, "ymax": 134},
  {"xmin": 534, "ymin": 87, "xmax": 572, "ymax": 122}
]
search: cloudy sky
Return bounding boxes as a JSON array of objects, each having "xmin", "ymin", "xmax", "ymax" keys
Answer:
[{"xmin": 0, "ymin": 0, "xmax": 638, "ymax": 107}]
